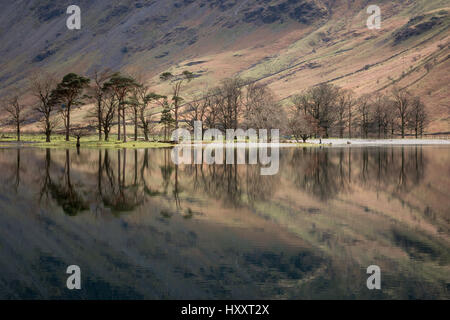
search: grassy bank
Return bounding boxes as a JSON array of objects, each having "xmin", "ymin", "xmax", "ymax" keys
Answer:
[
  {"xmin": 0, "ymin": 133, "xmax": 322, "ymax": 149},
  {"xmin": 0, "ymin": 134, "xmax": 174, "ymax": 149}
]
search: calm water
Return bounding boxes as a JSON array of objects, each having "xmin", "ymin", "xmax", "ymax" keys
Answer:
[{"xmin": 0, "ymin": 146, "xmax": 448, "ymax": 299}]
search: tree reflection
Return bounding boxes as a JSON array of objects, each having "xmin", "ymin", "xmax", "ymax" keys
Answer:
[
  {"xmin": 182, "ymin": 148, "xmax": 280, "ymax": 207},
  {"xmin": 39, "ymin": 148, "xmax": 52, "ymax": 202},
  {"xmin": 13, "ymin": 148, "xmax": 21, "ymax": 193},
  {"xmin": 22, "ymin": 146, "xmax": 428, "ymax": 216},
  {"xmin": 160, "ymin": 149, "xmax": 174, "ymax": 196},
  {"xmin": 140, "ymin": 149, "xmax": 162, "ymax": 197},
  {"xmin": 288, "ymin": 146, "xmax": 426, "ymax": 201},
  {"xmin": 4, "ymin": 148, "xmax": 22, "ymax": 193},
  {"xmin": 99, "ymin": 149, "xmax": 143, "ymax": 213},
  {"xmin": 290, "ymin": 148, "xmax": 343, "ymax": 201},
  {"xmin": 47, "ymin": 150, "xmax": 88, "ymax": 216},
  {"xmin": 0, "ymin": 145, "xmax": 445, "ymax": 300}
]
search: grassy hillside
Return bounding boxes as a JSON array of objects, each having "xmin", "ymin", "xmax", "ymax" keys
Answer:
[{"xmin": 0, "ymin": 0, "xmax": 448, "ymax": 133}]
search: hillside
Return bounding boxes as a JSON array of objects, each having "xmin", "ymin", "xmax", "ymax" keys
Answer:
[{"xmin": 0, "ymin": 0, "xmax": 449, "ymax": 132}]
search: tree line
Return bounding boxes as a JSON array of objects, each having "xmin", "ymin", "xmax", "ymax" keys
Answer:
[
  {"xmin": 1, "ymin": 70, "xmax": 428, "ymax": 143},
  {"xmin": 183, "ymin": 80, "xmax": 428, "ymax": 142},
  {"xmin": 0, "ymin": 69, "xmax": 194, "ymax": 143},
  {"xmin": 287, "ymin": 84, "xmax": 428, "ymax": 142}
]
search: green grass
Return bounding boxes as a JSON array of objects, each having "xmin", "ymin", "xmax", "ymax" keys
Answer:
[
  {"xmin": 291, "ymin": 142, "xmax": 325, "ymax": 147},
  {"xmin": 0, "ymin": 133, "xmax": 322, "ymax": 149},
  {"xmin": 0, "ymin": 133, "xmax": 174, "ymax": 149}
]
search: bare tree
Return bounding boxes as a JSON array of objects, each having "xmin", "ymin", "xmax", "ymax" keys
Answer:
[
  {"xmin": 30, "ymin": 72, "xmax": 59, "ymax": 142},
  {"xmin": 243, "ymin": 82, "xmax": 286, "ymax": 132},
  {"xmin": 356, "ymin": 95, "xmax": 372, "ymax": 138},
  {"xmin": 392, "ymin": 87, "xmax": 412, "ymax": 138},
  {"xmin": 2, "ymin": 95, "xmax": 27, "ymax": 141},
  {"xmin": 296, "ymin": 83, "xmax": 339, "ymax": 138},
  {"xmin": 385, "ymin": 100, "xmax": 397, "ymax": 137},
  {"xmin": 203, "ymin": 90, "xmax": 219, "ymax": 130},
  {"xmin": 214, "ymin": 77, "xmax": 245, "ymax": 130},
  {"xmin": 348, "ymin": 92, "xmax": 356, "ymax": 139},
  {"xmin": 335, "ymin": 89, "xmax": 354, "ymax": 138},
  {"xmin": 99, "ymin": 89, "xmax": 117, "ymax": 141},
  {"xmin": 89, "ymin": 69, "xmax": 113, "ymax": 141},
  {"xmin": 287, "ymin": 108, "xmax": 320, "ymax": 143},
  {"xmin": 185, "ymin": 97, "xmax": 208, "ymax": 133},
  {"xmin": 408, "ymin": 97, "xmax": 428, "ymax": 138},
  {"xmin": 291, "ymin": 94, "xmax": 309, "ymax": 115},
  {"xmin": 372, "ymin": 94, "xmax": 392, "ymax": 138}
]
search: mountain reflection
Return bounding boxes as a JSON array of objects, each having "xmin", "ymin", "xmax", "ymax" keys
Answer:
[
  {"xmin": 0, "ymin": 146, "xmax": 447, "ymax": 299},
  {"xmin": 0, "ymin": 146, "xmax": 431, "ymax": 215}
]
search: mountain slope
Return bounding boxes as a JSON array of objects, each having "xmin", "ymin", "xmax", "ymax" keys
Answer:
[{"xmin": 0, "ymin": 0, "xmax": 449, "ymax": 132}]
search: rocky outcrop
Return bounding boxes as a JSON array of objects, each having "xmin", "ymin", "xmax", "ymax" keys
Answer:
[
  {"xmin": 242, "ymin": 0, "xmax": 328, "ymax": 25},
  {"xmin": 393, "ymin": 12, "xmax": 447, "ymax": 45}
]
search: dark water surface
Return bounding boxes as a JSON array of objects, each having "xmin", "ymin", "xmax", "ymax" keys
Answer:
[{"xmin": 0, "ymin": 146, "xmax": 448, "ymax": 299}]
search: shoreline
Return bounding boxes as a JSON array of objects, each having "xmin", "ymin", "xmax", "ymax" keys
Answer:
[
  {"xmin": 307, "ymin": 138, "xmax": 450, "ymax": 146},
  {"xmin": 0, "ymin": 135, "xmax": 449, "ymax": 149},
  {"xmin": 0, "ymin": 141, "xmax": 175, "ymax": 149}
]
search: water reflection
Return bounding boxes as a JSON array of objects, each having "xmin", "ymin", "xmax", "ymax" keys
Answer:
[
  {"xmin": 0, "ymin": 146, "xmax": 448, "ymax": 299},
  {"xmin": 289, "ymin": 147, "xmax": 427, "ymax": 200}
]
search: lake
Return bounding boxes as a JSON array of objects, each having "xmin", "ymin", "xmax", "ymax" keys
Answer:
[{"xmin": 0, "ymin": 146, "xmax": 448, "ymax": 299}]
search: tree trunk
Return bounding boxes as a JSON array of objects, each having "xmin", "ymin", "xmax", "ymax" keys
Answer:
[
  {"xmin": 66, "ymin": 106, "xmax": 71, "ymax": 141},
  {"xmin": 17, "ymin": 123, "xmax": 20, "ymax": 142},
  {"xmin": 144, "ymin": 124, "xmax": 149, "ymax": 141},
  {"xmin": 123, "ymin": 107, "xmax": 127, "ymax": 142},
  {"xmin": 401, "ymin": 116, "xmax": 405, "ymax": 139},
  {"xmin": 46, "ymin": 121, "xmax": 51, "ymax": 142},
  {"xmin": 349, "ymin": 121, "xmax": 352, "ymax": 139},
  {"xmin": 134, "ymin": 109, "xmax": 138, "ymax": 141},
  {"xmin": 348, "ymin": 106, "xmax": 352, "ymax": 139},
  {"xmin": 97, "ymin": 150, "xmax": 102, "ymax": 195},
  {"xmin": 117, "ymin": 106, "xmax": 121, "ymax": 141},
  {"xmin": 175, "ymin": 104, "xmax": 178, "ymax": 129},
  {"xmin": 234, "ymin": 105, "xmax": 237, "ymax": 130},
  {"xmin": 98, "ymin": 104, "xmax": 102, "ymax": 141}
]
